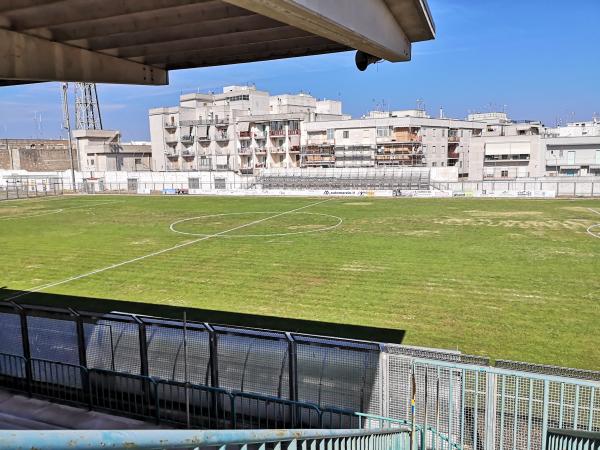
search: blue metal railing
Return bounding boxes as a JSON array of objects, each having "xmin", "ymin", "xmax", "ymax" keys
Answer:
[
  {"xmin": 356, "ymin": 413, "xmax": 462, "ymax": 450},
  {"xmin": 546, "ymin": 429, "xmax": 600, "ymax": 450},
  {"xmin": 0, "ymin": 352, "xmax": 356, "ymax": 431},
  {"xmin": 0, "ymin": 428, "xmax": 412, "ymax": 450}
]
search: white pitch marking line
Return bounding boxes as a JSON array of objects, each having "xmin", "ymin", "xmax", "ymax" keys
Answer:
[
  {"xmin": 0, "ymin": 201, "xmax": 121, "ymax": 221},
  {"xmin": 5, "ymin": 198, "xmax": 333, "ymax": 301},
  {"xmin": 169, "ymin": 211, "xmax": 343, "ymax": 238},
  {"xmin": 587, "ymin": 208, "xmax": 600, "ymax": 239}
]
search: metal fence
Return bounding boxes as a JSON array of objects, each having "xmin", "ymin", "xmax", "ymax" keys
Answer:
[
  {"xmin": 0, "ymin": 181, "xmax": 64, "ymax": 200},
  {"xmin": 0, "ymin": 427, "xmax": 413, "ymax": 450},
  {"xmin": 431, "ymin": 180, "xmax": 600, "ymax": 197},
  {"xmin": 0, "ymin": 301, "xmax": 598, "ymax": 450},
  {"xmin": 546, "ymin": 429, "xmax": 600, "ymax": 450}
]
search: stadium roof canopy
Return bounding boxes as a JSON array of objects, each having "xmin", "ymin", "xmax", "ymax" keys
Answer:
[{"xmin": 0, "ymin": 0, "xmax": 434, "ymax": 86}]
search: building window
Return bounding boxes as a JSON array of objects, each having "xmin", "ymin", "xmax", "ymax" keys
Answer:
[
  {"xmin": 432, "ymin": 162, "xmax": 437, "ymax": 167},
  {"xmin": 327, "ymin": 129, "xmax": 335, "ymax": 140},
  {"xmin": 567, "ymin": 151, "xmax": 576, "ymax": 164},
  {"xmin": 376, "ymin": 126, "xmax": 391, "ymax": 138},
  {"xmin": 343, "ymin": 130, "xmax": 350, "ymax": 139},
  {"xmin": 214, "ymin": 178, "xmax": 227, "ymax": 190},
  {"xmin": 89, "ymin": 159, "xmax": 94, "ymax": 166},
  {"xmin": 134, "ymin": 158, "xmax": 142, "ymax": 165},
  {"xmin": 188, "ymin": 178, "xmax": 200, "ymax": 189},
  {"xmin": 501, "ymin": 170, "xmax": 509, "ymax": 178}
]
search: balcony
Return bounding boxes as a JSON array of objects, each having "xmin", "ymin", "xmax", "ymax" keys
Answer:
[
  {"xmin": 448, "ymin": 136, "xmax": 460, "ymax": 143},
  {"xmin": 238, "ymin": 148, "xmax": 252, "ymax": 155},
  {"xmin": 239, "ymin": 131, "xmax": 253, "ymax": 139},
  {"xmin": 165, "ymin": 151, "xmax": 178, "ymax": 159},
  {"xmin": 288, "ymin": 129, "xmax": 300, "ymax": 136},
  {"xmin": 180, "ymin": 135, "xmax": 194, "ymax": 145},
  {"xmin": 269, "ymin": 129, "xmax": 286, "ymax": 137},
  {"xmin": 240, "ymin": 167, "xmax": 254, "ymax": 175},
  {"xmin": 254, "ymin": 131, "xmax": 266, "ymax": 139},
  {"xmin": 197, "ymin": 135, "xmax": 211, "ymax": 143},
  {"xmin": 181, "ymin": 149, "xmax": 195, "ymax": 158},
  {"xmin": 215, "ymin": 132, "xmax": 230, "ymax": 142},
  {"xmin": 270, "ymin": 147, "xmax": 286, "ymax": 153},
  {"xmin": 377, "ymin": 135, "xmax": 421, "ymax": 144},
  {"xmin": 164, "ymin": 121, "xmax": 177, "ymax": 130},
  {"xmin": 289, "ymin": 146, "xmax": 301, "ymax": 153},
  {"xmin": 165, "ymin": 136, "xmax": 178, "ymax": 145},
  {"xmin": 255, "ymin": 148, "xmax": 267, "ymax": 155}
]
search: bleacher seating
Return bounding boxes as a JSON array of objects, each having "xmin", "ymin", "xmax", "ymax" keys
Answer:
[{"xmin": 258, "ymin": 168, "xmax": 431, "ymax": 191}]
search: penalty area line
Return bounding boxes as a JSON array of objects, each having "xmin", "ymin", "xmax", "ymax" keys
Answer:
[
  {"xmin": 587, "ymin": 208, "xmax": 600, "ymax": 239},
  {"xmin": 4, "ymin": 198, "xmax": 333, "ymax": 301}
]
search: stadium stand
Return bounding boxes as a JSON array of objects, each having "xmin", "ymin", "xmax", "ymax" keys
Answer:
[{"xmin": 258, "ymin": 168, "xmax": 431, "ymax": 191}]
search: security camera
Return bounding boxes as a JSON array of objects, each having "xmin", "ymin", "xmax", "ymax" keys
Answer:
[{"xmin": 355, "ymin": 51, "xmax": 382, "ymax": 71}]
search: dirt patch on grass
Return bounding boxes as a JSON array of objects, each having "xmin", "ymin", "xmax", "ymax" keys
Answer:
[
  {"xmin": 434, "ymin": 217, "xmax": 591, "ymax": 230},
  {"xmin": 399, "ymin": 230, "xmax": 441, "ymax": 237},
  {"xmin": 464, "ymin": 210, "xmax": 544, "ymax": 218},
  {"xmin": 286, "ymin": 224, "xmax": 326, "ymax": 230},
  {"xmin": 339, "ymin": 261, "xmax": 388, "ymax": 273}
]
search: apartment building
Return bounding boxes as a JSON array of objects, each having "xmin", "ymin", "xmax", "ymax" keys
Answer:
[
  {"xmin": 149, "ymin": 86, "xmax": 344, "ymax": 173},
  {"xmin": 301, "ymin": 110, "xmax": 484, "ymax": 176},
  {"xmin": 468, "ymin": 114, "xmax": 600, "ymax": 179},
  {"xmin": 467, "ymin": 114, "xmax": 545, "ymax": 180},
  {"xmin": 73, "ymin": 130, "xmax": 152, "ymax": 173}
]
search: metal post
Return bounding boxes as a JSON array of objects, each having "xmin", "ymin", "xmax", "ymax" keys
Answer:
[
  {"xmin": 61, "ymin": 83, "xmax": 77, "ymax": 192},
  {"xmin": 541, "ymin": 380, "xmax": 549, "ymax": 450},
  {"xmin": 71, "ymin": 308, "xmax": 91, "ymax": 409},
  {"xmin": 16, "ymin": 305, "xmax": 32, "ymax": 397},
  {"xmin": 411, "ymin": 367, "xmax": 417, "ymax": 450},
  {"xmin": 134, "ymin": 316, "xmax": 151, "ymax": 417},
  {"xmin": 286, "ymin": 332, "xmax": 299, "ymax": 427},
  {"xmin": 183, "ymin": 312, "xmax": 190, "ymax": 429}
]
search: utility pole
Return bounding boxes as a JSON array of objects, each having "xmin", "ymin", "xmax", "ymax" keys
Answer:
[{"xmin": 61, "ymin": 83, "xmax": 77, "ymax": 191}]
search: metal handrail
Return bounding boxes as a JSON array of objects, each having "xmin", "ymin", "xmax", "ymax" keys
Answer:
[
  {"xmin": 356, "ymin": 412, "xmax": 462, "ymax": 450},
  {"xmin": 0, "ymin": 428, "xmax": 411, "ymax": 450}
]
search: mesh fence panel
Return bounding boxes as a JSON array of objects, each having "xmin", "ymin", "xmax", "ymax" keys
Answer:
[
  {"xmin": 215, "ymin": 327, "xmax": 289, "ymax": 398},
  {"xmin": 146, "ymin": 324, "xmax": 211, "ymax": 385},
  {"xmin": 84, "ymin": 319, "xmax": 140, "ymax": 374},
  {"xmin": 0, "ymin": 311, "xmax": 23, "ymax": 356},
  {"xmin": 27, "ymin": 315, "xmax": 78, "ymax": 365},
  {"xmin": 295, "ymin": 335, "xmax": 380, "ymax": 413}
]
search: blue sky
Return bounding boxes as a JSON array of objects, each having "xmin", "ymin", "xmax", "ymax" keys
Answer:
[{"xmin": 0, "ymin": 0, "xmax": 598, "ymax": 140}]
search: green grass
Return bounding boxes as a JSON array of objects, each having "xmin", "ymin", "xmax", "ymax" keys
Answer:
[{"xmin": 1, "ymin": 194, "xmax": 599, "ymax": 369}]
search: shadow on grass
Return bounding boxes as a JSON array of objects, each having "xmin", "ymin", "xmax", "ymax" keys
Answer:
[{"xmin": 0, "ymin": 288, "xmax": 405, "ymax": 344}]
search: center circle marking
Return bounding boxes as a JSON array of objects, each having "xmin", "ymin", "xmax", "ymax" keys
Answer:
[{"xmin": 169, "ymin": 211, "xmax": 343, "ymax": 238}]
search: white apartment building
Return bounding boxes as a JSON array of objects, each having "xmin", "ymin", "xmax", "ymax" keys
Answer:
[
  {"xmin": 73, "ymin": 130, "xmax": 152, "ymax": 173},
  {"xmin": 149, "ymin": 86, "xmax": 344, "ymax": 173},
  {"xmin": 467, "ymin": 117, "xmax": 545, "ymax": 180},
  {"xmin": 468, "ymin": 115, "xmax": 600, "ymax": 179},
  {"xmin": 544, "ymin": 136, "xmax": 600, "ymax": 177},
  {"xmin": 546, "ymin": 117, "xmax": 600, "ymax": 137},
  {"xmin": 301, "ymin": 110, "xmax": 485, "ymax": 177}
]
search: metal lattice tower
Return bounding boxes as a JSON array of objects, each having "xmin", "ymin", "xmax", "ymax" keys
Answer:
[{"xmin": 74, "ymin": 82, "xmax": 103, "ymax": 130}]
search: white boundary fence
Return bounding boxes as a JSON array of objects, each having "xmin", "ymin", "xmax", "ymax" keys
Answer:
[{"xmin": 432, "ymin": 180, "xmax": 600, "ymax": 198}]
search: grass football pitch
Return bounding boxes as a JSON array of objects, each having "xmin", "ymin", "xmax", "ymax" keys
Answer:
[{"xmin": 0, "ymin": 194, "xmax": 599, "ymax": 369}]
